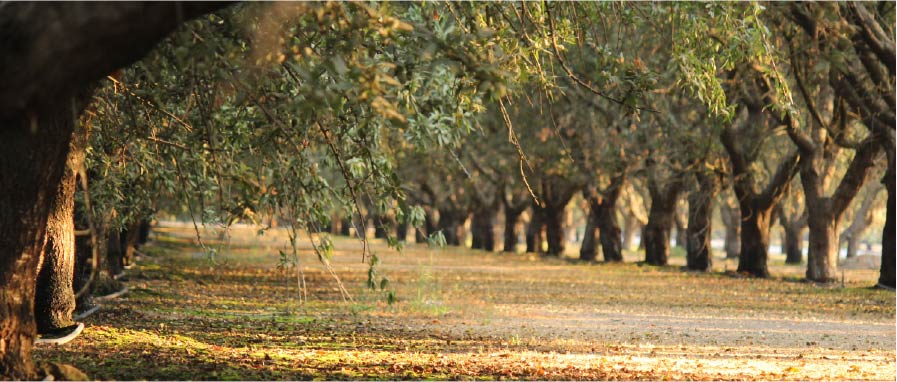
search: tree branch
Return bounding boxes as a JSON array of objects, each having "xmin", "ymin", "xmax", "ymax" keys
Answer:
[
  {"xmin": 0, "ymin": 2, "xmax": 231, "ymax": 115},
  {"xmin": 832, "ymin": 136, "xmax": 884, "ymax": 217}
]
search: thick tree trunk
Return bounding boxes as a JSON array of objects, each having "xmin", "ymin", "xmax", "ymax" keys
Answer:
[
  {"xmin": 579, "ymin": 208, "xmax": 599, "ymax": 261},
  {"xmin": 34, "ymin": 127, "xmax": 86, "ymax": 334},
  {"xmin": 396, "ymin": 221, "xmax": 408, "ymax": 242},
  {"xmin": 643, "ymin": 221, "xmax": 672, "ymax": 266},
  {"xmin": 106, "ymin": 228, "xmax": 125, "ymax": 277},
  {"xmin": 686, "ymin": 173, "xmax": 719, "ymax": 271},
  {"xmin": 470, "ymin": 209, "xmax": 496, "ymax": 251},
  {"xmin": 373, "ymin": 219, "xmax": 388, "ymax": 239},
  {"xmin": 782, "ymin": 224, "xmax": 805, "ymax": 264},
  {"xmin": 596, "ymin": 206, "xmax": 623, "ymax": 262},
  {"xmin": 503, "ymin": 207, "xmax": 523, "ymax": 253},
  {"xmin": 339, "ymin": 217, "xmax": 352, "ymax": 236},
  {"xmin": 121, "ymin": 220, "xmax": 141, "ymax": 267},
  {"xmin": 0, "ymin": 3, "xmax": 228, "ymax": 377},
  {"xmin": 543, "ymin": 206, "xmax": 566, "ymax": 256},
  {"xmin": 805, "ymin": 208, "xmax": 840, "ymax": 283},
  {"xmin": 644, "ymin": 181, "xmax": 681, "ymax": 266},
  {"xmin": 525, "ymin": 207, "xmax": 544, "ymax": 253},
  {"xmin": 736, "ymin": 203, "xmax": 774, "ymax": 277},
  {"xmin": 437, "ymin": 208, "xmax": 465, "ymax": 246},
  {"xmin": 0, "ymin": 110, "xmax": 76, "ymax": 378},
  {"xmin": 137, "ymin": 219, "xmax": 151, "ymax": 246}
]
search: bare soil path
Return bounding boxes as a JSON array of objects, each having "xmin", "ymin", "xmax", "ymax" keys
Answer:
[{"xmin": 36, "ymin": 224, "xmax": 895, "ymax": 380}]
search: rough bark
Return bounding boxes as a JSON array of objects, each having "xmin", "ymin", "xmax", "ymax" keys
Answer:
[
  {"xmin": 596, "ymin": 206, "xmax": 623, "ymax": 262},
  {"xmin": 644, "ymin": 177, "xmax": 683, "ymax": 266},
  {"xmin": 686, "ymin": 172, "xmax": 720, "ymax": 271},
  {"xmin": 0, "ymin": 3, "xmax": 227, "ymax": 376},
  {"xmin": 34, "ymin": 124, "xmax": 88, "ymax": 334},
  {"xmin": 543, "ymin": 206, "xmax": 566, "ymax": 256},
  {"xmin": 529, "ymin": 179, "xmax": 577, "ymax": 256},
  {"xmin": 0, "ymin": 109, "xmax": 75, "ymax": 378},
  {"xmin": 579, "ymin": 207, "xmax": 599, "ymax": 261},
  {"xmin": 583, "ymin": 174, "xmax": 626, "ymax": 262},
  {"xmin": 799, "ymin": 137, "xmax": 882, "ymax": 282},
  {"xmin": 721, "ymin": 113, "xmax": 801, "ymax": 277},
  {"xmin": 782, "ymin": 222, "xmax": 805, "ymax": 264},
  {"xmin": 736, "ymin": 202, "xmax": 776, "ymax": 277}
]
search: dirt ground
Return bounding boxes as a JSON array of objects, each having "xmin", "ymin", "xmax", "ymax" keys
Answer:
[{"xmin": 35, "ymin": 224, "xmax": 896, "ymax": 380}]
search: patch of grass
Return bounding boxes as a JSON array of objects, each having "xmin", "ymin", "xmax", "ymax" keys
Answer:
[{"xmin": 34, "ymin": 226, "xmax": 896, "ymax": 381}]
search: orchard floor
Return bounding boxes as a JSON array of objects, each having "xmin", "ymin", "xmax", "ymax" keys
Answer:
[{"xmin": 36, "ymin": 224, "xmax": 896, "ymax": 380}]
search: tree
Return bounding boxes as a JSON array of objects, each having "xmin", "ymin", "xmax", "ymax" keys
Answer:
[
  {"xmin": 781, "ymin": 2, "xmax": 892, "ymax": 282},
  {"xmin": 0, "ymin": 3, "xmax": 226, "ymax": 377}
]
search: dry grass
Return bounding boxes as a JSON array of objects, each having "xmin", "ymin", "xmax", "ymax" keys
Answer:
[{"xmin": 35, "ymin": 223, "xmax": 896, "ymax": 380}]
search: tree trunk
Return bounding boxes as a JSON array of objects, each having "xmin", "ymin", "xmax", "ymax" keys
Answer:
[
  {"xmin": 121, "ymin": 220, "xmax": 141, "ymax": 267},
  {"xmin": 106, "ymin": 228, "xmax": 124, "ymax": 277},
  {"xmin": 686, "ymin": 173, "xmax": 719, "ymax": 271},
  {"xmin": 543, "ymin": 206, "xmax": 566, "ymax": 256},
  {"xmin": 782, "ymin": 223, "xmax": 805, "ymax": 264},
  {"xmin": 806, "ymin": 208, "xmax": 839, "ymax": 283},
  {"xmin": 137, "ymin": 219, "xmax": 151, "ymax": 247},
  {"xmin": 596, "ymin": 205, "xmax": 623, "ymax": 262},
  {"xmin": 0, "ymin": 4, "xmax": 228, "ymax": 376},
  {"xmin": 644, "ymin": 181, "xmax": 681, "ymax": 266},
  {"xmin": 437, "ymin": 208, "xmax": 465, "ymax": 246},
  {"xmin": 34, "ymin": 127, "xmax": 86, "ymax": 334},
  {"xmin": 0, "ymin": 110, "xmax": 77, "ymax": 379},
  {"xmin": 503, "ymin": 207, "xmax": 523, "ymax": 253},
  {"xmin": 525, "ymin": 207, "xmax": 544, "ymax": 253},
  {"xmin": 396, "ymin": 221, "xmax": 408, "ymax": 242},
  {"xmin": 579, "ymin": 208, "xmax": 599, "ymax": 261},
  {"xmin": 339, "ymin": 217, "xmax": 352, "ymax": 236},
  {"xmin": 371, "ymin": 215, "xmax": 391, "ymax": 239},
  {"xmin": 736, "ymin": 202, "xmax": 775, "ymax": 277},
  {"xmin": 470, "ymin": 208, "xmax": 496, "ymax": 251}
]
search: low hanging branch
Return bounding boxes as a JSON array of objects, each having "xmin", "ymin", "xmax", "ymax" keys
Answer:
[{"xmin": 542, "ymin": 2, "xmax": 656, "ymax": 113}]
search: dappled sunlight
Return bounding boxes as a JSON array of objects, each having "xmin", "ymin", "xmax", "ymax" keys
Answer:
[{"xmin": 35, "ymin": 227, "xmax": 895, "ymax": 380}]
